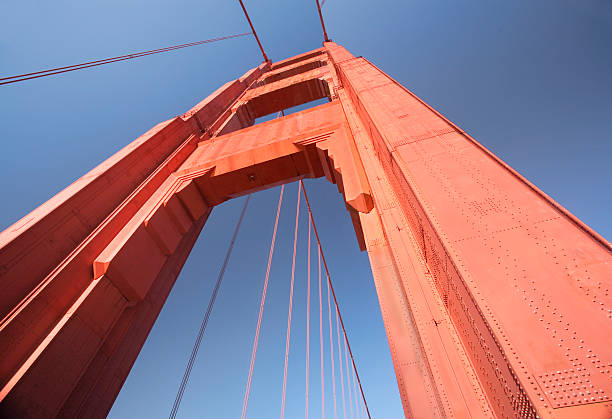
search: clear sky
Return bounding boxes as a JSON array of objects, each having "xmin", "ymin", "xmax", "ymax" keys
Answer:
[{"xmin": 1, "ymin": 1, "xmax": 611, "ymax": 418}]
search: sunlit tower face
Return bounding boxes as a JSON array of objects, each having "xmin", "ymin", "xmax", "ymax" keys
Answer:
[{"xmin": 1, "ymin": 32, "xmax": 611, "ymax": 419}]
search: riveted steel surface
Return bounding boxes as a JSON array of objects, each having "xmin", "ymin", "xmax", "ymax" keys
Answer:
[
  {"xmin": 1, "ymin": 44, "xmax": 610, "ymax": 418},
  {"xmin": 325, "ymin": 42, "xmax": 611, "ymax": 418}
]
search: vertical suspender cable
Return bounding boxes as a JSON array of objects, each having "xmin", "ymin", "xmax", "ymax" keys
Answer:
[
  {"xmin": 241, "ymin": 186, "xmax": 285, "ymax": 419},
  {"xmin": 306, "ymin": 211, "xmax": 312, "ymax": 419},
  {"xmin": 335, "ymin": 308, "xmax": 347, "ymax": 419},
  {"xmin": 318, "ymin": 246, "xmax": 326, "ymax": 419},
  {"xmin": 280, "ymin": 182, "xmax": 302, "ymax": 419},
  {"xmin": 327, "ymin": 273, "xmax": 339, "ymax": 419},
  {"xmin": 169, "ymin": 195, "xmax": 251, "ymax": 419},
  {"xmin": 300, "ymin": 180, "xmax": 372, "ymax": 419}
]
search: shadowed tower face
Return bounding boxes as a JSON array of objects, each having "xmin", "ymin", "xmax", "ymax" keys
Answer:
[{"xmin": 0, "ymin": 43, "xmax": 610, "ymax": 418}]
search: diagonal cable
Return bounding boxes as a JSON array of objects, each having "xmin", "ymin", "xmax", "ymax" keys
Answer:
[
  {"xmin": 169, "ymin": 194, "xmax": 251, "ymax": 419},
  {"xmin": 1, "ymin": 33, "xmax": 251, "ymax": 86},
  {"xmin": 237, "ymin": 0, "xmax": 268, "ymax": 61},
  {"xmin": 314, "ymin": 0, "xmax": 330, "ymax": 42},
  {"xmin": 300, "ymin": 179, "xmax": 372, "ymax": 419},
  {"xmin": 280, "ymin": 181, "xmax": 302, "ymax": 419},
  {"xmin": 241, "ymin": 185, "xmax": 285, "ymax": 419}
]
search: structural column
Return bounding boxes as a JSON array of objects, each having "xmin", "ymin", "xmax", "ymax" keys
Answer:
[
  {"xmin": 0, "ymin": 63, "xmax": 269, "ymax": 417},
  {"xmin": 326, "ymin": 42, "xmax": 612, "ymax": 418},
  {"xmin": 0, "ymin": 42, "xmax": 610, "ymax": 419}
]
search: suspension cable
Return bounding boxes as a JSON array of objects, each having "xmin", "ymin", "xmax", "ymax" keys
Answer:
[
  {"xmin": 352, "ymin": 358, "xmax": 362, "ymax": 419},
  {"xmin": 237, "ymin": 0, "xmax": 268, "ymax": 62},
  {"xmin": 306, "ymin": 210, "xmax": 312, "ymax": 419},
  {"xmin": 1, "ymin": 33, "xmax": 252, "ymax": 86},
  {"xmin": 318, "ymin": 246, "xmax": 326, "ymax": 419},
  {"xmin": 335, "ymin": 307, "xmax": 347, "ymax": 419},
  {"xmin": 169, "ymin": 194, "xmax": 250, "ymax": 419},
  {"xmin": 314, "ymin": 0, "xmax": 330, "ymax": 42},
  {"xmin": 344, "ymin": 326, "xmax": 354, "ymax": 419},
  {"xmin": 241, "ymin": 185, "xmax": 285, "ymax": 419},
  {"xmin": 327, "ymin": 262, "xmax": 339, "ymax": 419},
  {"xmin": 280, "ymin": 181, "xmax": 301, "ymax": 419},
  {"xmin": 300, "ymin": 179, "xmax": 372, "ymax": 419}
]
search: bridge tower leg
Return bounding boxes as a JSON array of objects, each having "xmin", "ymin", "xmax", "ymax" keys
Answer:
[{"xmin": 0, "ymin": 43, "xmax": 610, "ymax": 418}]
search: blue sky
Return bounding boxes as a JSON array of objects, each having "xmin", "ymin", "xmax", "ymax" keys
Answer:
[{"xmin": 1, "ymin": 1, "xmax": 611, "ymax": 418}]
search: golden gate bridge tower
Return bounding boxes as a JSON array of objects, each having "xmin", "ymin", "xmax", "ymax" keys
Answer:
[{"xmin": 0, "ymin": 3, "xmax": 611, "ymax": 418}]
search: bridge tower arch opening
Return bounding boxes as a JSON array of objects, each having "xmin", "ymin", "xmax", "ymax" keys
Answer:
[{"xmin": 0, "ymin": 43, "xmax": 610, "ymax": 418}]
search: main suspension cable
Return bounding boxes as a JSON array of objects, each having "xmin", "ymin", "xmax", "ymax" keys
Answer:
[
  {"xmin": 352, "ymin": 357, "xmax": 361, "ymax": 419},
  {"xmin": 1, "ymin": 33, "xmax": 252, "ymax": 86},
  {"xmin": 237, "ymin": 0, "xmax": 268, "ymax": 62},
  {"xmin": 314, "ymin": 0, "xmax": 330, "ymax": 42},
  {"xmin": 344, "ymin": 325, "xmax": 354, "ymax": 419},
  {"xmin": 280, "ymin": 181, "xmax": 302, "ymax": 419},
  {"xmin": 241, "ymin": 185, "xmax": 285, "ymax": 419},
  {"xmin": 169, "ymin": 194, "xmax": 251, "ymax": 419},
  {"xmin": 300, "ymin": 179, "xmax": 372, "ymax": 419}
]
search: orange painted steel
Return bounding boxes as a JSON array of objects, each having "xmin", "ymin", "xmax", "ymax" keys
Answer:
[
  {"xmin": 314, "ymin": 0, "xmax": 330, "ymax": 42},
  {"xmin": 237, "ymin": 0, "xmax": 268, "ymax": 62},
  {"xmin": 0, "ymin": 43, "xmax": 610, "ymax": 418}
]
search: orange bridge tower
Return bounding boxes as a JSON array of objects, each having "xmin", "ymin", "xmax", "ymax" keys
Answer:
[{"xmin": 1, "ymin": 43, "xmax": 611, "ymax": 418}]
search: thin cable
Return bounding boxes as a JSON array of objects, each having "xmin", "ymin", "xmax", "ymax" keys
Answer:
[
  {"xmin": 314, "ymin": 0, "xmax": 330, "ymax": 42},
  {"xmin": 1, "ymin": 33, "xmax": 252, "ymax": 86},
  {"xmin": 349, "ymin": 348, "xmax": 359, "ymax": 419},
  {"xmin": 327, "ymin": 268, "xmax": 339, "ymax": 419},
  {"xmin": 306, "ymin": 210, "xmax": 312, "ymax": 419},
  {"xmin": 237, "ymin": 0, "xmax": 268, "ymax": 62},
  {"xmin": 169, "ymin": 195, "xmax": 250, "ymax": 419},
  {"xmin": 241, "ymin": 186, "xmax": 285, "ymax": 419},
  {"xmin": 0, "ymin": 34, "xmax": 249, "ymax": 81},
  {"xmin": 300, "ymin": 179, "xmax": 372, "ymax": 419},
  {"xmin": 344, "ymin": 327, "xmax": 354, "ymax": 419},
  {"xmin": 318, "ymin": 246, "xmax": 326, "ymax": 419},
  {"xmin": 335, "ymin": 307, "xmax": 347, "ymax": 419},
  {"xmin": 280, "ymin": 182, "xmax": 301, "ymax": 419},
  {"xmin": 352, "ymin": 360, "xmax": 362, "ymax": 419}
]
